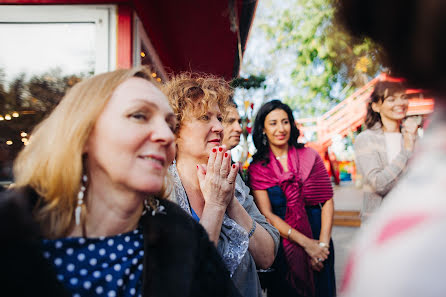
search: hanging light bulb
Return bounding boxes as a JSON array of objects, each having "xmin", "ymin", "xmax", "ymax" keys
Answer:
[
  {"xmin": 6, "ymin": 140, "xmax": 13, "ymax": 145},
  {"xmin": 5, "ymin": 114, "xmax": 11, "ymax": 120},
  {"xmin": 0, "ymin": 115, "xmax": 4, "ymax": 121},
  {"xmin": 20, "ymin": 132, "xmax": 27, "ymax": 137},
  {"xmin": 12, "ymin": 112, "xmax": 19, "ymax": 118}
]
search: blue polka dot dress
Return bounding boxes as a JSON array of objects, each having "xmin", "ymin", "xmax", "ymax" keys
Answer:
[{"xmin": 42, "ymin": 228, "xmax": 144, "ymax": 297}]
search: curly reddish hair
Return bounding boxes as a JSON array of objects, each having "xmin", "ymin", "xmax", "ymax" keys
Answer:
[{"xmin": 163, "ymin": 72, "xmax": 233, "ymax": 134}]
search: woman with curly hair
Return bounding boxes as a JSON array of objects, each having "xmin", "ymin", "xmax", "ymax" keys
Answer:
[{"xmin": 164, "ymin": 73, "xmax": 279, "ymax": 297}]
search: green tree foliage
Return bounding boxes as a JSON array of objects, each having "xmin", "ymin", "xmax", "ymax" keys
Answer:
[
  {"xmin": 259, "ymin": 0, "xmax": 382, "ymax": 115},
  {"xmin": 230, "ymin": 74, "xmax": 266, "ymax": 90},
  {"xmin": 0, "ymin": 68, "xmax": 83, "ymax": 124},
  {"xmin": 0, "ymin": 69, "xmax": 84, "ymax": 181}
]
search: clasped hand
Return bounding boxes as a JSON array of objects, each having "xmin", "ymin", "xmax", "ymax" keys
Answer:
[
  {"xmin": 305, "ymin": 239, "xmax": 330, "ymax": 271},
  {"xmin": 197, "ymin": 146, "xmax": 239, "ymax": 211},
  {"xmin": 402, "ymin": 117, "xmax": 419, "ymax": 152}
]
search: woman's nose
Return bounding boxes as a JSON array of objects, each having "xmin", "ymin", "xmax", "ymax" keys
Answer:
[
  {"xmin": 152, "ymin": 118, "xmax": 175, "ymax": 145},
  {"xmin": 234, "ymin": 121, "xmax": 243, "ymax": 133},
  {"xmin": 212, "ymin": 118, "xmax": 224, "ymax": 133}
]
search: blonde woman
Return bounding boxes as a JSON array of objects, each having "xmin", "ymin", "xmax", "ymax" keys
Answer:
[{"xmin": 0, "ymin": 67, "xmax": 240, "ymax": 297}]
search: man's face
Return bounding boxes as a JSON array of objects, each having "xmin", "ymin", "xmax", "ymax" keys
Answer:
[{"xmin": 222, "ymin": 106, "xmax": 243, "ymax": 150}]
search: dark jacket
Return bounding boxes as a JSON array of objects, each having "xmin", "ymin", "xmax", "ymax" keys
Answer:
[{"xmin": 0, "ymin": 187, "xmax": 241, "ymax": 297}]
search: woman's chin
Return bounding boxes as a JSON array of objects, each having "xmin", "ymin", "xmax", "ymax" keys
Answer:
[
  {"xmin": 178, "ymin": 148, "xmax": 213, "ymax": 164},
  {"xmin": 389, "ymin": 112, "xmax": 407, "ymax": 120},
  {"xmin": 269, "ymin": 140, "xmax": 289, "ymax": 147},
  {"xmin": 207, "ymin": 142, "xmax": 220, "ymax": 149},
  {"xmin": 131, "ymin": 179, "xmax": 164, "ymax": 196},
  {"xmin": 139, "ymin": 187, "xmax": 163, "ymax": 196}
]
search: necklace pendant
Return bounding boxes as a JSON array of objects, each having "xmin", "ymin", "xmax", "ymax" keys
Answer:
[{"xmin": 142, "ymin": 198, "xmax": 167, "ymax": 217}]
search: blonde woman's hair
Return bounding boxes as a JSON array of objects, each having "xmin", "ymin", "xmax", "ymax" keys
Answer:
[
  {"xmin": 163, "ymin": 72, "xmax": 233, "ymax": 135},
  {"xmin": 13, "ymin": 66, "xmax": 162, "ymax": 238}
]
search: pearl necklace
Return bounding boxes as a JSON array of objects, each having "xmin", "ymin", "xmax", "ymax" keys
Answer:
[{"xmin": 276, "ymin": 154, "xmax": 287, "ymax": 160}]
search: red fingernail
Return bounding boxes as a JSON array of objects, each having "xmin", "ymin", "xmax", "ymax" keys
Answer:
[
  {"xmin": 224, "ymin": 152, "xmax": 228, "ymax": 158},
  {"xmin": 197, "ymin": 165, "xmax": 199, "ymax": 169},
  {"xmin": 219, "ymin": 147, "xmax": 223, "ymax": 152},
  {"xmin": 232, "ymin": 164, "xmax": 236, "ymax": 169},
  {"xmin": 212, "ymin": 148, "xmax": 217, "ymax": 153}
]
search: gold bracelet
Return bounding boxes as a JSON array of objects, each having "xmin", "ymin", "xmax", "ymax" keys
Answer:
[{"xmin": 287, "ymin": 228, "xmax": 292, "ymax": 239}]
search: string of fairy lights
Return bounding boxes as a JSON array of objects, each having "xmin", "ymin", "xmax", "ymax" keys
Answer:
[
  {"xmin": 0, "ymin": 111, "xmax": 29, "ymax": 146},
  {"xmin": 141, "ymin": 51, "xmax": 162, "ymax": 83},
  {"xmin": 0, "ymin": 112, "xmax": 19, "ymax": 121}
]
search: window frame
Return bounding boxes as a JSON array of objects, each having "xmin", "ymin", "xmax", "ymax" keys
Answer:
[
  {"xmin": 0, "ymin": 4, "xmax": 117, "ymax": 74},
  {"xmin": 133, "ymin": 13, "xmax": 166, "ymax": 80}
]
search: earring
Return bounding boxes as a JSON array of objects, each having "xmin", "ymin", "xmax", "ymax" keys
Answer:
[
  {"xmin": 262, "ymin": 133, "xmax": 268, "ymax": 146},
  {"xmin": 75, "ymin": 174, "xmax": 87, "ymax": 226}
]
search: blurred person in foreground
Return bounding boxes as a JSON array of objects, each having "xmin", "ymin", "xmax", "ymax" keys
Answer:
[
  {"xmin": 222, "ymin": 101, "xmax": 243, "ymax": 151},
  {"xmin": 337, "ymin": 1, "xmax": 446, "ymax": 297},
  {"xmin": 354, "ymin": 79, "xmax": 419, "ymax": 221},
  {"xmin": 249, "ymin": 100, "xmax": 335, "ymax": 297},
  {"xmin": 0, "ymin": 67, "xmax": 241, "ymax": 297},
  {"xmin": 164, "ymin": 73, "xmax": 279, "ymax": 297}
]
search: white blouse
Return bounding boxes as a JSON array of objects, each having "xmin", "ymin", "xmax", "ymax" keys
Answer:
[{"xmin": 384, "ymin": 132, "xmax": 403, "ymax": 163}]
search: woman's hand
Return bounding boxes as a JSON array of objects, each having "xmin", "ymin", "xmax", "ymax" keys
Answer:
[
  {"xmin": 402, "ymin": 117, "xmax": 419, "ymax": 152},
  {"xmin": 303, "ymin": 238, "xmax": 329, "ymax": 264},
  {"xmin": 197, "ymin": 146, "xmax": 238, "ymax": 210},
  {"xmin": 311, "ymin": 257, "xmax": 324, "ymax": 272}
]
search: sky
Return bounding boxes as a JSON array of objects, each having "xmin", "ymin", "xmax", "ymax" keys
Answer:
[
  {"xmin": 234, "ymin": 0, "xmax": 298, "ymax": 114},
  {"xmin": 231, "ymin": 0, "xmax": 299, "ymax": 161},
  {"xmin": 0, "ymin": 23, "xmax": 95, "ymax": 84}
]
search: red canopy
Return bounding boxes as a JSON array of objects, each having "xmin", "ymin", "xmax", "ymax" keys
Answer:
[
  {"xmin": 135, "ymin": 0, "xmax": 257, "ymax": 80},
  {"xmin": 0, "ymin": 0, "xmax": 258, "ymax": 80}
]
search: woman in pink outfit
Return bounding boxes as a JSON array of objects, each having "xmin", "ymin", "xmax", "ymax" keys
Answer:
[{"xmin": 249, "ymin": 100, "xmax": 335, "ymax": 297}]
